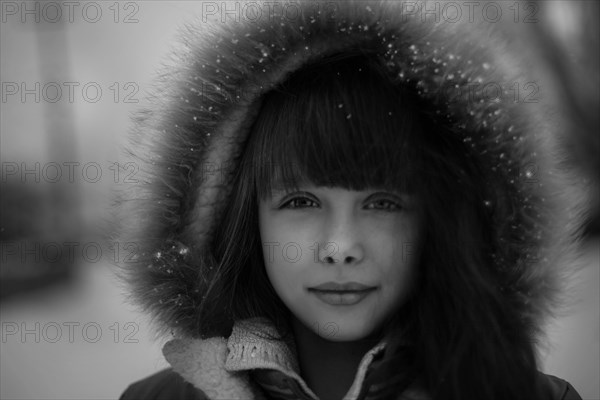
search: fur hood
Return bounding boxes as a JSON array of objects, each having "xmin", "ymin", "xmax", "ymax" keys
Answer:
[{"xmin": 117, "ymin": 0, "xmax": 585, "ymax": 342}]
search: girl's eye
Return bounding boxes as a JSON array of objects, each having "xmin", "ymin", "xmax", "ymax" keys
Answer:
[
  {"xmin": 365, "ymin": 198, "xmax": 403, "ymax": 212},
  {"xmin": 275, "ymin": 191, "xmax": 405, "ymax": 211},
  {"xmin": 280, "ymin": 196, "xmax": 318, "ymax": 209}
]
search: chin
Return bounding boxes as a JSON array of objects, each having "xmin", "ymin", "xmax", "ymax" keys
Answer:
[{"xmin": 312, "ymin": 317, "xmax": 379, "ymax": 342}]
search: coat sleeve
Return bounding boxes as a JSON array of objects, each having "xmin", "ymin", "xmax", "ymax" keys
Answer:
[
  {"xmin": 562, "ymin": 383, "xmax": 584, "ymax": 400},
  {"xmin": 537, "ymin": 372, "xmax": 583, "ymax": 400},
  {"xmin": 119, "ymin": 368, "xmax": 210, "ymax": 400},
  {"xmin": 560, "ymin": 381, "xmax": 584, "ymax": 400}
]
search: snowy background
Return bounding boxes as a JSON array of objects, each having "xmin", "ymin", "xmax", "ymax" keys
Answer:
[{"xmin": 1, "ymin": 1, "xmax": 598, "ymax": 399}]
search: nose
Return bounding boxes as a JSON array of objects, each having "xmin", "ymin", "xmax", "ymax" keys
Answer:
[{"xmin": 317, "ymin": 212, "xmax": 365, "ymax": 266}]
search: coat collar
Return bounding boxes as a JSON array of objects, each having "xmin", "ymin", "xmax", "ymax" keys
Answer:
[{"xmin": 162, "ymin": 317, "xmax": 389, "ymax": 400}]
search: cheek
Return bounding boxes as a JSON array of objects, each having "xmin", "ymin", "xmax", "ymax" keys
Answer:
[
  {"xmin": 261, "ymin": 242, "xmax": 311, "ymax": 317},
  {"xmin": 370, "ymin": 217, "xmax": 420, "ymax": 264},
  {"xmin": 258, "ymin": 207, "xmax": 312, "ymax": 298},
  {"xmin": 259, "ymin": 204, "xmax": 304, "ymax": 247},
  {"xmin": 368, "ymin": 217, "xmax": 422, "ymax": 295},
  {"xmin": 259, "ymin": 223, "xmax": 311, "ymax": 270}
]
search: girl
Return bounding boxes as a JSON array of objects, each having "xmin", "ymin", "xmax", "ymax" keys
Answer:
[{"xmin": 117, "ymin": 1, "xmax": 585, "ymax": 399}]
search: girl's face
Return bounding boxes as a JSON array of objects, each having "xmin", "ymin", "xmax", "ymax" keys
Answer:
[{"xmin": 258, "ymin": 184, "xmax": 423, "ymax": 342}]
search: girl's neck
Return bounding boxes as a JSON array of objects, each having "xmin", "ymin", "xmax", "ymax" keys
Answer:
[{"xmin": 291, "ymin": 317, "xmax": 383, "ymax": 400}]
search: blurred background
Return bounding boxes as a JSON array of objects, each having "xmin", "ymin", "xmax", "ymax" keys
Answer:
[{"xmin": 0, "ymin": 1, "xmax": 598, "ymax": 399}]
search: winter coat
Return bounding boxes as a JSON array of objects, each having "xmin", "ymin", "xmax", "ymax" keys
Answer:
[
  {"xmin": 118, "ymin": 319, "xmax": 582, "ymax": 400},
  {"xmin": 117, "ymin": 1, "xmax": 586, "ymax": 399},
  {"xmin": 121, "ymin": 369, "xmax": 581, "ymax": 400}
]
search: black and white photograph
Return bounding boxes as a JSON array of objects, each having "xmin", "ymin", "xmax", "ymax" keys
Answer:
[{"xmin": 1, "ymin": 1, "xmax": 598, "ymax": 399}]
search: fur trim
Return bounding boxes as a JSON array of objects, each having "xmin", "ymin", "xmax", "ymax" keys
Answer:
[
  {"xmin": 117, "ymin": 0, "xmax": 586, "ymax": 341},
  {"xmin": 163, "ymin": 337, "xmax": 265, "ymax": 399}
]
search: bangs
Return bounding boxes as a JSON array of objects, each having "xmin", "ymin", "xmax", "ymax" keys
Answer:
[{"xmin": 245, "ymin": 53, "xmax": 425, "ymax": 200}]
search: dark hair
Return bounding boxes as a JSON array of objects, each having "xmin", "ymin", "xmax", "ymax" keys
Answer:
[{"xmin": 203, "ymin": 52, "xmax": 545, "ymax": 399}]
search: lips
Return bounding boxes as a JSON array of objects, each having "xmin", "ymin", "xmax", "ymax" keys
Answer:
[
  {"xmin": 307, "ymin": 282, "xmax": 377, "ymax": 306},
  {"xmin": 308, "ymin": 281, "xmax": 376, "ymax": 292}
]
